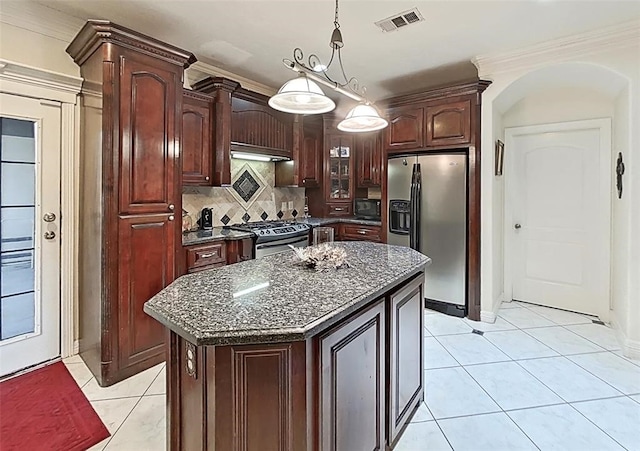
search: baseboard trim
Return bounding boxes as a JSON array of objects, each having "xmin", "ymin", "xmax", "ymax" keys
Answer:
[
  {"xmin": 610, "ymin": 317, "xmax": 640, "ymax": 361},
  {"xmin": 480, "ymin": 311, "xmax": 497, "ymax": 323}
]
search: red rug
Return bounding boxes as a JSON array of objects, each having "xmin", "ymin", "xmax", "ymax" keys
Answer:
[{"xmin": 0, "ymin": 361, "xmax": 110, "ymax": 451}]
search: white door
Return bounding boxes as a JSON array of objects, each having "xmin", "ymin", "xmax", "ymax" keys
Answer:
[
  {"xmin": 0, "ymin": 93, "xmax": 61, "ymax": 376},
  {"xmin": 505, "ymin": 119, "xmax": 611, "ymax": 319}
]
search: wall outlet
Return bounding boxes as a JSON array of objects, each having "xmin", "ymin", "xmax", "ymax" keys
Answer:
[
  {"xmin": 288, "ymin": 201, "xmax": 293, "ymax": 210},
  {"xmin": 281, "ymin": 202, "xmax": 287, "ymax": 212}
]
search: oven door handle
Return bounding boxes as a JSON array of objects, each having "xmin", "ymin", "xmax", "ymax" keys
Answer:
[{"xmin": 256, "ymin": 236, "xmax": 308, "ymax": 250}]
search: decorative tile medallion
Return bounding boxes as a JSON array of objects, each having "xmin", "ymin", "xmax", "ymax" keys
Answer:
[
  {"xmin": 260, "ymin": 211, "xmax": 268, "ymax": 221},
  {"xmin": 277, "ymin": 210, "xmax": 284, "ymax": 219},
  {"xmin": 220, "ymin": 214, "xmax": 231, "ymax": 225},
  {"xmin": 242, "ymin": 212, "xmax": 251, "ymax": 223},
  {"xmin": 227, "ymin": 163, "xmax": 266, "ymax": 209}
]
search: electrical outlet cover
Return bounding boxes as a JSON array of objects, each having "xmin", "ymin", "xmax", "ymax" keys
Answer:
[
  {"xmin": 288, "ymin": 201, "xmax": 293, "ymax": 210},
  {"xmin": 281, "ymin": 202, "xmax": 286, "ymax": 211}
]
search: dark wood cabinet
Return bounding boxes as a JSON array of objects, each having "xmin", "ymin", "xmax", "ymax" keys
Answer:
[
  {"xmin": 182, "ymin": 90, "xmax": 214, "ymax": 186},
  {"xmin": 340, "ymin": 223, "xmax": 382, "ymax": 242},
  {"xmin": 386, "ymin": 106, "xmax": 424, "ymax": 151},
  {"xmin": 118, "ymin": 215, "xmax": 175, "ymax": 368},
  {"xmin": 67, "ymin": 20, "xmax": 195, "ymax": 386},
  {"xmin": 356, "ymin": 132, "xmax": 382, "ymax": 188},
  {"xmin": 185, "ymin": 242, "xmax": 226, "ymax": 273},
  {"xmin": 388, "ymin": 276, "xmax": 424, "ymax": 446},
  {"xmin": 226, "ymin": 237, "xmax": 254, "ymax": 264},
  {"xmin": 425, "ymin": 99, "xmax": 471, "ymax": 147},
  {"xmin": 318, "ymin": 298, "xmax": 386, "ymax": 451},
  {"xmin": 299, "ymin": 115, "xmax": 322, "ymax": 187}
]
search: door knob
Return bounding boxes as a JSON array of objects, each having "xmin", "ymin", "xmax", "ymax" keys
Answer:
[
  {"xmin": 514, "ymin": 224, "xmax": 522, "ymax": 230},
  {"xmin": 43, "ymin": 213, "xmax": 56, "ymax": 222},
  {"xmin": 44, "ymin": 231, "xmax": 56, "ymax": 240}
]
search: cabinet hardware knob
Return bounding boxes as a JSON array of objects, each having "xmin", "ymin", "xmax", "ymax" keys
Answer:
[
  {"xmin": 44, "ymin": 231, "xmax": 56, "ymax": 240},
  {"xmin": 43, "ymin": 213, "xmax": 56, "ymax": 223},
  {"xmin": 169, "ymin": 215, "xmax": 175, "ymax": 221},
  {"xmin": 205, "ymin": 176, "xmax": 210, "ymax": 181},
  {"xmin": 357, "ymin": 230, "xmax": 367, "ymax": 235},
  {"xmin": 169, "ymin": 204, "xmax": 175, "ymax": 211},
  {"xmin": 200, "ymin": 252, "xmax": 215, "ymax": 258},
  {"xmin": 335, "ymin": 207, "xmax": 344, "ymax": 211}
]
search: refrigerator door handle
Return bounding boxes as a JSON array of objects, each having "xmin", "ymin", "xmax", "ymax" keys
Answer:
[
  {"xmin": 409, "ymin": 165, "xmax": 419, "ymax": 250},
  {"xmin": 414, "ymin": 166, "xmax": 422, "ymax": 250}
]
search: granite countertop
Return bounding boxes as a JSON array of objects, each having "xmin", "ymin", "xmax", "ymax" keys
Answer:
[
  {"xmin": 296, "ymin": 217, "xmax": 382, "ymax": 227},
  {"xmin": 144, "ymin": 242, "xmax": 430, "ymax": 346},
  {"xmin": 182, "ymin": 228, "xmax": 254, "ymax": 246}
]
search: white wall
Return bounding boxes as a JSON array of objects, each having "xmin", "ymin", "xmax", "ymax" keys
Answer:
[{"xmin": 478, "ymin": 38, "xmax": 640, "ymax": 358}]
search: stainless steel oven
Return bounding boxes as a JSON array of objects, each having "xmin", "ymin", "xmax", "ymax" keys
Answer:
[{"xmin": 255, "ymin": 234, "xmax": 309, "ymax": 258}]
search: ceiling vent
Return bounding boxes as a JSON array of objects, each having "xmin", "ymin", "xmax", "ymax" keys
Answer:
[{"xmin": 375, "ymin": 8, "xmax": 424, "ymax": 33}]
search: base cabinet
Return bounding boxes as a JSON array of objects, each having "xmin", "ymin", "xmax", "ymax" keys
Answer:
[
  {"xmin": 388, "ymin": 276, "xmax": 424, "ymax": 446},
  {"xmin": 166, "ymin": 275, "xmax": 424, "ymax": 450},
  {"xmin": 319, "ymin": 299, "xmax": 386, "ymax": 451}
]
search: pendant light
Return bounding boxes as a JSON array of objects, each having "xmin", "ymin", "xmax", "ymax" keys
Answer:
[
  {"xmin": 338, "ymin": 103, "xmax": 389, "ymax": 133},
  {"xmin": 270, "ymin": 0, "xmax": 388, "ymax": 133},
  {"xmin": 268, "ymin": 73, "xmax": 335, "ymax": 114}
]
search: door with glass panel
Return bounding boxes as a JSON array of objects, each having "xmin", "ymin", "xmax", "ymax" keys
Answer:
[{"xmin": 0, "ymin": 93, "xmax": 61, "ymax": 376}]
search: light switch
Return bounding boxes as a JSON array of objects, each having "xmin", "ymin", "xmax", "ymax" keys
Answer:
[{"xmin": 288, "ymin": 201, "xmax": 293, "ymax": 210}]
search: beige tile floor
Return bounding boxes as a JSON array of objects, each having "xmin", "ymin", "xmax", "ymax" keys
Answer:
[{"xmin": 63, "ymin": 300, "xmax": 640, "ymax": 450}]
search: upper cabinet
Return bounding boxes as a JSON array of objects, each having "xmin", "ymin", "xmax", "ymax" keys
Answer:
[
  {"xmin": 356, "ymin": 132, "xmax": 382, "ymax": 188},
  {"xmin": 231, "ymin": 89, "xmax": 295, "ymax": 160},
  {"xmin": 182, "ymin": 89, "xmax": 214, "ymax": 186},
  {"xmin": 385, "ymin": 106, "xmax": 424, "ymax": 151},
  {"xmin": 425, "ymin": 99, "xmax": 471, "ymax": 147}
]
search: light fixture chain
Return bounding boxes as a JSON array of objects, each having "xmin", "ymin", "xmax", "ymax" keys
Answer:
[{"xmin": 334, "ymin": 0, "xmax": 340, "ymax": 29}]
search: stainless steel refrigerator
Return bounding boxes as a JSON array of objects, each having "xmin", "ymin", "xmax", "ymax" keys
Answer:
[{"xmin": 387, "ymin": 153, "xmax": 467, "ymax": 316}]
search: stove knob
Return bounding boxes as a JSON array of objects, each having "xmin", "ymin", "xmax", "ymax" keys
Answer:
[
  {"xmin": 260, "ymin": 230, "xmax": 264, "ymax": 235},
  {"xmin": 266, "ymin": 230, "xmax": 270, "ymax": 234}
]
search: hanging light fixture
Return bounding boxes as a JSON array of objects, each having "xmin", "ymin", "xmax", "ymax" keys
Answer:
[{"xmin": 270, "ymin": 0, "xmax": 388, "ymax": 133}]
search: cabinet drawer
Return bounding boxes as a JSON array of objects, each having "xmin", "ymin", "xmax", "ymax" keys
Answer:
[
  {"xmin": 326, "ymin": 203, "xmax": 352, "ymax": 217},
  {"xmin": 341, "ymin": 224, "xmax": 382, "ymax": 242},
  {"xmin": 186, "ymin": 242, "xmax": 226, "ymax": 272}
]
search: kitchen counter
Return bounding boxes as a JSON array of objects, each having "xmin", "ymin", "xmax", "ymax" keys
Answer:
[
  {"xmin": 296, "ymin": 216, "xmax": 382, "ymax": 227},
  {"xmin": 182, "ymin": 227, "xmax": 254, "ymax": 246},
  {"xmin": 145, "ymin": 241, "xmax": 430, "ymax": 450},
  {"xmin": 144, "ymin": 242, "xmax": 429, "ymax": 346}
]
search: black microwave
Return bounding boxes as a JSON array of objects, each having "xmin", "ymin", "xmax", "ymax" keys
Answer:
[{"xmin": 354, "ymin": 198, "xmax": 381, "ymax": 220}]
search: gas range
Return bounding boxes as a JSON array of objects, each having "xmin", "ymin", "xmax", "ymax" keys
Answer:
[{"xmin": 229, "ymin": 220, "xmax": 311, "ymax": 244}]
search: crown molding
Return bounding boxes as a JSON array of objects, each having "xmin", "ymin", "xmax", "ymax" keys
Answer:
[
  {"xmin": 472, "ymin": 20, "xmax": 640, "ymax": 77},
  {"xmin": 0, "ymin": 1, "xmax": 83, "ymax": 42},
  {"xmin": 187, "ymin": 61, "xmax": 276, "ymax": 97},
  {"xmin": 0, "ymin": 59, "xmax": 82, "ymax": 103}
]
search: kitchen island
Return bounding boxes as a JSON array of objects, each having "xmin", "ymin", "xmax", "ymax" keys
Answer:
[{"xmin": 144, "ymin": 242, "xmax": 430, "ymax": 451}]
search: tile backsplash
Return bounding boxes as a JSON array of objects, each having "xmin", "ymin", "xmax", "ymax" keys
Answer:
[{"xmin": 183, "ymin": 159, "xmax": 305, "ymax": 228}]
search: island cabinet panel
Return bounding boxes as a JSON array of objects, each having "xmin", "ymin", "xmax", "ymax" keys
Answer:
[
  {"xmin": 386, "ymin": 106, "xmax": 424, "ymax": 152},
  {"xmin": 182, "ymin": 89, "xmax": 214, "ymax": 186},
  {"xmin": 118, "ymin": 53, "xmax": 179, "ymax": 215},
  {"xmin": 168, "ymin": 334, "xmax": 308, "ymax": 451},
  {"xmin": 118, "ymin": 214, "xmax": 174, "ymax": 369},
  {"xmin": 226, "ymin": 237, "xmax": 254, "ymax": 264},
  {"xmin": 388, "ymin": 276, "xmax": 424, "ymax": 446},
  {"xmin": 356, "ymin": 132, "xmax": 382, "ymax": 188},
  {"xmin": 318, "ymin": 299, "xmax": 386, "ymax": 451},
  {"xmin": 425, "ymin": 99, "xmax": 471, "ymax": 147}
]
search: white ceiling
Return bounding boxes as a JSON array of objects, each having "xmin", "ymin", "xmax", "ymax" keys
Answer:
[{"xmin": 35, "ymin": 0, "xmax": 640, "ymax": 99}]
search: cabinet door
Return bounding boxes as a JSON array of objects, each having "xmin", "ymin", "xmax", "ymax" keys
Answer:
[
  {"xmin": 119, "ymin": 52, "xmax": 179, "ymax": 215},
  {"xmin": 386, "ymin": 106, "xmax": 424, "ymax": 151},
  {"xmin": 326, "ymin": 133, "xmax": 354, "ymax": 201},
  {"xmin": 300, "ymin": 117, "xmax": 322, "ymax": 187},
  {"xmin": 182, "ymin": 90, "xmax": 213, "ymax": 186},
  {"xmin": 118, "ymin": 214, "xmax": 175, "ymax": 369},
  {"xmin": 425, "ymin": 99, "xmax": 471, "ymax": 147},
  {"xmin": 356, "ymin": 132, "xmax": 382, "ymax": 188},
  {"xmin": 319, "ymin": 299, "xmax": 385, "ymax": 451},
  {"xmin": 388, "ymin": 276, "xmax": 423, "ymax": 446}
]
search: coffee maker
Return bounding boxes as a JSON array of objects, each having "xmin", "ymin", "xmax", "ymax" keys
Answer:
[{"xmin": 198, "ymin": 207, "xmax": 213, "ymax": 230}]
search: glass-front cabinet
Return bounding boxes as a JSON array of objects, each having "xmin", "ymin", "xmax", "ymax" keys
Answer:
[{"xmin": 324, "ymin": 129, "xmax": 355, "ymax": 217}]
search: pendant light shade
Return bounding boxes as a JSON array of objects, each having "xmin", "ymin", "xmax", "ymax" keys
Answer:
[
  {"xmin": 337, "ymin": 103, "xmax": 389, "ymax": 133},
  {"xmin": 268, "ymin": 74, "xmax": 336, "ymax": 114}
]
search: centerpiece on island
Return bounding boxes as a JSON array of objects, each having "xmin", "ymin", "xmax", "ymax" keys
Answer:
[{"xmin": 289, "ymin": 243, "xmax": 350, "ymax": 271}]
